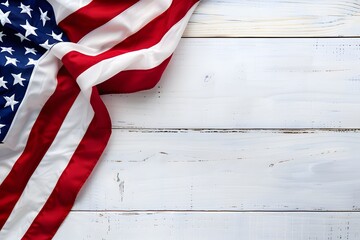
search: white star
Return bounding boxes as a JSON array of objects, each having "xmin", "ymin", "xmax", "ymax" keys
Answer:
[
  {"xmin": 4, "ymin": 94, "xmax": 19, "ymax": 111},
  {"xmin": 1, "ymin": 1, "xmax": 8, "ymax": 7},
  {"xmin": 24, "ymin": 47, "xmax": 37, "ymax": 55},
  {"xmin": 19, "ymin": 3, "xmax": 32, "ymax": 17},
  {"xmin": 48, "ymin": 31, "xmax": 63, "ymax": 42},
  {"xmin": 0, "ymin": 123, "xmax": 5, "ymax": 134},
  {"xmin": 26, "ymin": 58, "xmax": 37, "ymax": 66},
  {"xmin": 0, "ymin": 31, "xmax": 5, "ymax": 42},
  {"xmin": 40, "ymin": 40, "xmax": 54, "ymax": 50},
  {"xmin": 39, "ymin": 8, "xmax": 50, "ymax": 26},
  {"xmin": 0, "ymin": 76, "xmax": 7, "ymax": 89},
  {"xmin": 15, "ymin": 32, "xmax": 30, "ymax": 42},
  {"xmin": 20, "ymin": 20, "xmax": 37, "ymax": 37},
  {"xmin": 1, "ymin": 47, "xmax": 14, "ymax": 55},
  {"xmin": 12, "ymin": 73, "xmax": 26, "ymax": 86},
  {"xmin": 0, "ymin": 9, "xmax": 11, "ymax": 26},
  {"xmin": 5, "ymin": 56, "xmax": 18, "ymax": 66}
]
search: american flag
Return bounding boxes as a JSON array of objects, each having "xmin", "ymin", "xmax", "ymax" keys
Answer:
[{"xmin": 0, "ymin": 0, "xmax": 199, "ymax": 239}]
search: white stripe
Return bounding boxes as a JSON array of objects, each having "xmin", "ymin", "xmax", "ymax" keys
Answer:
[
  {"xmin": 47, "ymin": 0, "xmax": 93, "ymax": 23},
  {"xmin": 0, "ymin": 90, "xmax": 94, "ymax": 239},
  {"xmin": 0, "ymin": 147, "xmax": 21, "ymax": 184},
  {"xmin": 77, "ymin": 3, "xmax": 198, "ymax": 91},
  {"xmin": 0, "ymin": 50, "xmax": 60, "ymax": 185},
  {"xmin": 50, "ymin": 3, "xmax": 198, "ymax": 93},
  {"xmin": 51, "ymin": 0, "xmax": 173, "ymax": 58},
  {"xmin": 78, "ymin": 0, "xmax": 172, "ymax": 51}
]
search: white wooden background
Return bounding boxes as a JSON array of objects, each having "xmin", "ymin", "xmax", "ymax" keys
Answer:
[{"xmin": 55, "ymin": 1, "xmax": 360, "ymax": 239}]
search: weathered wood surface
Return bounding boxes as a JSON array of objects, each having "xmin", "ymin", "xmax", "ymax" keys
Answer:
[
  {"xmin": 103, "ymin": 38, "xmax": 360, "ymax": 129},
  {"xmin": 73, "ymin": 129, "xmax": 360, "ymax": 211},
  {"xmin": 184, "ymin": 0, "xmax": 360, "ymax": 37},
  {"xmin": 56, "ymin": 2, "xmax": 360, "ymax": 239},
  {"xmin": 56, "ymin": 212, "xmax": 360, "ymax": 240}
]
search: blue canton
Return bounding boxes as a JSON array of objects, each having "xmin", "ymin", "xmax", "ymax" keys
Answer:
[{"xmin": 0, "ymin": 0, "xmax": 68, "ymax": 142}]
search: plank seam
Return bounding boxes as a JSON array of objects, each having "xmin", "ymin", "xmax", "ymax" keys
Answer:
[
  {"xmin": 110, "ymin": 127, "xmax": 360, "ymax": 133},
  {"xmin": 181, "ymin": 36, "xmax": 360, "ymax": 39},
  {"xmin": 71, "ymin": 210, "xmax": 360, "ymax": 213}
]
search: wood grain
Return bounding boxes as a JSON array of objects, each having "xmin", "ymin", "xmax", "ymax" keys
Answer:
[
  {"xmin": 59, "ymin": 2, "xmax": 360, "ymax": 238},
  {"xmin": 56, "ymin": 212, "xmax": 360, "ymax": 240},
  {"xmin": 103, "ymin": 38, "xmax": 360, "ymax": 129},
  {"xmin": 183, "ymin": 0, "xmax": 360, "ymax": 37},
  {"xmin": 73, "ymin": 129, "xmax": 360, "ymax": 211}
]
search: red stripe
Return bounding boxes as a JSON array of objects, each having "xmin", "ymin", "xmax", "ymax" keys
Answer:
[
  {"xmin": 97, "ymin": 56, "xmax": 172, "ymax": 94},
  {"xmin": 0, "ymin": 68, "xmax": 79, "ymax": 230},
  {"xmin": 22, "ymin": 88, "xmax": 111, "ymax": 240},
  {"xmin": 59, "ymin": 0, "xmax": 138, "ymax": 42},
  {"xmin": 62, "ymin": 0, "xmax": 198, "ymax": 81}
]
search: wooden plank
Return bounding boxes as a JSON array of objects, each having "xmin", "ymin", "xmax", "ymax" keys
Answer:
[
  {"xmin": 55, "ymin": 212, "xmax": 360, "ymax": 240},
  {"xmin": 103, "ymin": 38, "xmax": 360, "ymax": 129},
  {"xmin": 73, "ymin": 129, "xmax": 360, "ymax": 211},
  {"xmin": 183, "ymin": 0, "xmax": 360, "ymax": 37}
]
